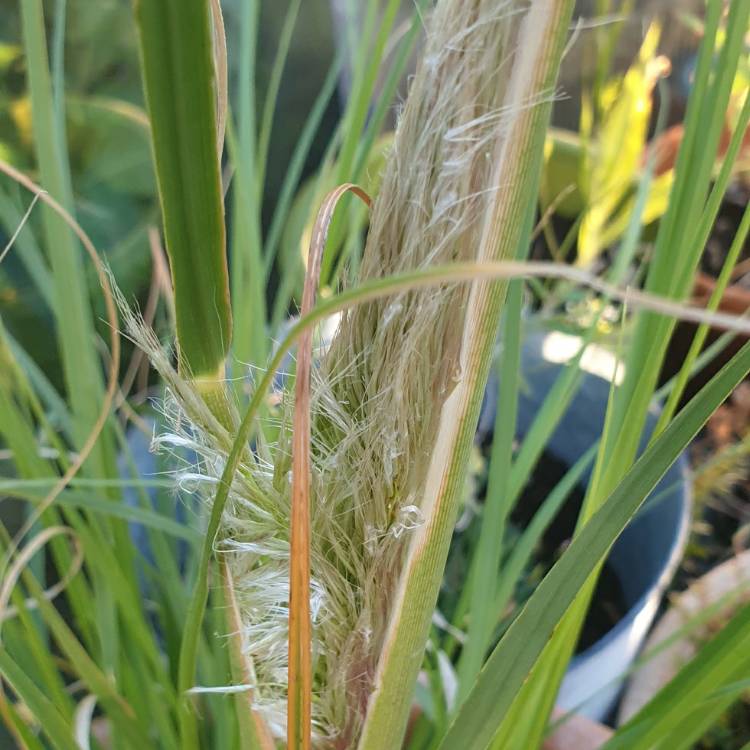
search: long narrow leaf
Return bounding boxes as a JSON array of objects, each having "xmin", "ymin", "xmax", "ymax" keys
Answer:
[
  {"xmin": 0, "ymin": 650, "xmax": 79, "ymax": 750},
  {"xmin": 134, "ymin": 0, "xmax": 231, "ymax": 381},
  {"xmin": 604, "ymin": 602, "xmax": 750, "ymax": 750},
  {"xmin": 19, "ymin": 0, "xmax": 115, "ymax": 473},
  {"xmin": 440, "ymin": 337, "xmax": 750, "ymax": 750}
]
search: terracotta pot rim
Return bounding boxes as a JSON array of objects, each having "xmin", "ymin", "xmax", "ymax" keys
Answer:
[{"xmin": 693, "ymin": 271, "xmax": 750, "ymax": 316}]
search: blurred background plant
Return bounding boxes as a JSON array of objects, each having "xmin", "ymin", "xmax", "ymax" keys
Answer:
[{"xmin": 1, "ymin": 1, "xmax": 750, "ymax": 749}]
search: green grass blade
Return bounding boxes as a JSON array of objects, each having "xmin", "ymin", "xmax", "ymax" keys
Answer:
[
  {"xmin": 320, "ymin": 0, "xmax": 402, "ymax": 284},
  {"xmin": 440, "ymin": 337, "xmax": 750, "ymax": 750},
  {"xmin": 263, "ymin": 48, "xmax": 345, "ymax": 287},
  {"xmin": 228, "ymin": 0, "xmax": 266, "ymax": 377},
  {"xmin": 0, "ymin": 649, "xmax": 79, "ymax": 750},
  {"xmin": 4, "ymin": 325, "xmax": 74, "ymax": 441},
  {"xmin": 655, "ymin": 93, "xmax": 750, "ymax": 432},
  {"xmin": 604, "ymin": 602, "xmax": 750, "ymax": 750},
  {"xmin": 19, "ymin": 0, "xmax": 114, "ymax": 472},
  {"xmin": 0, "ymin": 338, "xmax": 97, "ymax": 646},
  {"xmin": 493, "ymin": 443, "xmax": 597, "ymax": 625},
  {"xmin": 493, "ymin": 8, "xmax": 750, "ymax": 745},
  {"xmin": 1, "ymin": 485, "xmax": 199, "ymax": 542},
  {"xmin": 25, "ymin": 574, "xmax": 154, "ymax": 747},
  {"xmin": 329, "ymin": 1, "xmax": 428, "ymax": 282},
  {"xmin": 643, "ymin": 2, "xmax": 722, "ymax": 276},
  {"xmin": 457, "ymin": 281, "xmax": 522, "ymax": 699},
  {"xmin": 0, "ymin": 698, "xmax": 47, "ymax": 750},
  {"xmin": 1, "ymin": 554, "xmax": 74, "ymax": 720},
  {"xmin": 255, "ymin": 0, "xmax": 302, "ymax": 198},
  {"xmin": 0, "ymin": 330, "xmax": 180, "ymax": 738},
  {"xmin": 134, "ymin": 0, "xmax": 231, "ymax": 381},
  {"xmin": 226, "ymin": 115, "xmax": 267, "ymax": 379},
  {"xmin": 352, "ymin": 2, "xmax": 427, "ymax": 181},
  {"xmin": 0, "ymin": 184, "xmax": 55, "ymax": 309},
  {"xmin": 504, "ymin": 339, "xmax": 592, "ymax": 508},
  {"xmin": 50, "ymin": 0, "xmax": 66, "ymax": 149}
]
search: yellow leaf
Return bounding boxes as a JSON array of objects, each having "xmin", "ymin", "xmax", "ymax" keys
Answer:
[{"xmin": 577, "ymin": 23, "xmax": 669, "ymax": 265}]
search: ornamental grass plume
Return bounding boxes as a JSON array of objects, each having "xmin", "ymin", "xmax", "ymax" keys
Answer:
[{"xmin": 124, "ymin": 0, "xmax": 572, "ymax": 746}]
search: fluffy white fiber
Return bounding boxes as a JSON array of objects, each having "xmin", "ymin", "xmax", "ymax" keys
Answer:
[{"xmin": 123, "ymin": 0, "xmax": 553, "ymax": 745}]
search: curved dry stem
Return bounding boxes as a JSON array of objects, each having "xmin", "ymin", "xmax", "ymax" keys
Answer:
[
  {"xmin": 310, "ymin": 260, "xmax": 750, "ymax": 338},
  {"xmin": 0, "ymin": 191, "xmax": 43, "ymax": 265},
  {"xmin": 0, "ymin": 526, "xmax": 81, "ymax": 640},
  {"xmin": 0, "ymin": 159, "xmax": 121, "ymax": 582}
]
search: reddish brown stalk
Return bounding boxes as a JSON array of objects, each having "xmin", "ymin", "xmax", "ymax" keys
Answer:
[{"xmin": 288, "ymin": 184, "xmax": 370, "ymax": 749}]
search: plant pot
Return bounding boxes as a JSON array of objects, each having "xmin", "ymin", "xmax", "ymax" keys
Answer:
[
  {"xmin": 618, "ymin": 549, "xmax": 750, "ymax": 723},
  {"xmin": 479, "ymin": 330, "xmax": 692, "ymax": 723}
]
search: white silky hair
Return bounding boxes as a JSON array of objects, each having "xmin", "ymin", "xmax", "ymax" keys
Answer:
[{"xmin": 121, "ymin": 0, "xmax": 558, "ymax": 744}]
